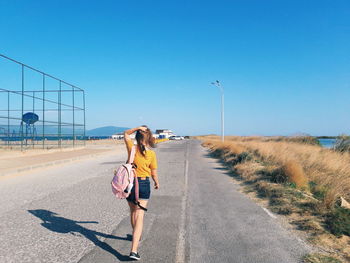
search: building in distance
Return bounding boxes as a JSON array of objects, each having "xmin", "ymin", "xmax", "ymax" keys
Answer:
[
  {"xmin": 112, "ymin": 129, "xmax": 176, "ymax": 140},
  {"xmin": 155, "ymin": 129, "xmax": 175, "ymax": 139}
]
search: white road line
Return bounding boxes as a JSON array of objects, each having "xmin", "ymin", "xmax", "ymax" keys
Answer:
[
  {"xmin": 175, "ymin": 142, "xmax": 189, "ymax": 263},
  {"xmin": 262, "ymin": 207, "xmax": 277, "ymax": 219}
]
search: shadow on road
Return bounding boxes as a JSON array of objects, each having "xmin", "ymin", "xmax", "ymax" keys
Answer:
[
  {"xmin": 28, "ymin": 209, "xmax": 131, "ymax": 261},
  {"xmin": 203, "ymin": 152, "xmax": 237, "ymax": 174}
]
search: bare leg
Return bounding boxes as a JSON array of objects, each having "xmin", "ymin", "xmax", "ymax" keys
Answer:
[
  {"xmin": 127, "ymin": 201, "xmax": 137, "ymax": 230},
  {"xmin": 131, "ymin": 200, "xmax": 148, "ymax": 253}
]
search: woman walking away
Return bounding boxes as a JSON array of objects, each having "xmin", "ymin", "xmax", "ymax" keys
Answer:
[{"xmin": 124, "ymin": 125, "xmax": 159, "ymax": 260}]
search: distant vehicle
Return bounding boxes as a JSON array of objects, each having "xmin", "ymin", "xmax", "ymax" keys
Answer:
[
  {"xmin": 112, "ymin": 134, "xmax": 124, "ymax": 140},
  {"xmin": 169, "ymin": 135, "xmax": 184, "ymax": 140}
]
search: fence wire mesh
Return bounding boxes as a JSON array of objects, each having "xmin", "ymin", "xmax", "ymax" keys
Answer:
[{"xmin": 0, "ymin": 54, "xmax": 86, "ymax": 150}]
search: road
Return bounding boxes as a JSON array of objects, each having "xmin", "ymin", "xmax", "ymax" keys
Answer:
[{"xmin": 0, "ymin": 140, "xmax": 310, "ymax": 263}]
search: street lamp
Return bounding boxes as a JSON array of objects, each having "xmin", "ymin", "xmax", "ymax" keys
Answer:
[{"xmin": 211, "ymin": 80, "xmax": 224, "ymax": 142}]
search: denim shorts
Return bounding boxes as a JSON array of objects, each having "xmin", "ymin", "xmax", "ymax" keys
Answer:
[{"xmin": 126, "ymin": 177, "xmax": 151, "ymax": 202}]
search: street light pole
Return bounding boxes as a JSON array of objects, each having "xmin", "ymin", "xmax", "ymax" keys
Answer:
[{"xmin": 211, "ymin": 80, "xmax": 224, "ymax": 142}]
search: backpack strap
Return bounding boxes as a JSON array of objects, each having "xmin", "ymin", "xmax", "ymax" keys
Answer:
[
  {"xmin": 128, "ymin": 146, "xmax": 148, "ymax": 212},
  {"xmin": 134, "ymin": 200, "xmax": 148, "ymax": 211},
  {"xmin": 128, "ymin": 146, "xmax": 136, "ymax": 164}
]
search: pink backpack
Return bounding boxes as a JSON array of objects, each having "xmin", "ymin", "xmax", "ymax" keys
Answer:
[
  {"xmin": 111, "ymin": 146, "xmax": 147, "ymax": 211},
  {"xmin": 111, "ymin": 146, "xmax": 137, "ymax": 198}
]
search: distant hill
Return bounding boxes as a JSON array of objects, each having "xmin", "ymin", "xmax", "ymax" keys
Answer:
[
  {"xmin": 86, "ymin": 126, "xmax": 129, "ymax": 136},
  {"xmin": 289, "ymin": 132, "xmax": 312, "ymax": 137}
]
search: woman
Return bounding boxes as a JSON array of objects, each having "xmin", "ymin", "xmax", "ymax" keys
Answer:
[{"xmin": 123, "ymin": 125, "xmax": 159, "ymax": 260}]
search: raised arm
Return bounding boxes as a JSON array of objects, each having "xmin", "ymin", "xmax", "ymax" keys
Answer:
[
  {"xmin": 123, "ymin": 126, "xmax": 147, "ymax": 142},
  {"xmin": 124, "ymin": 127, "xmax": 138, "ymax": 142},
  {"xmin": 124, "ymin": 127, "xmax": 145, "ymax": 146}
]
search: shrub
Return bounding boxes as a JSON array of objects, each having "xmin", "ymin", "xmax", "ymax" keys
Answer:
[
  {"xmin": 269, "ymin": 197, "xmax": 294, "ymax": 214},
  {"xmin": 303, "ymin": 253, "xmax": 342, "ymax": 263},
  {"xmin": 297, "ymin": 201, "xmax": 320, "ymax": 215},
  {"xmin": 236, "ymin": 152, "xmax": 252, "ymax": 163},
  {"xmin": 270, "ymin": 168, "xmax": 288, "ymax": 183},
  {"xmin": 282, "ymin": 161, "xmax": 309, "ymax": 190},
  {"xmin": 287, "ymin": 136, "xmax": 321, "ymax": 146},
  {"xmin": 255, "ymin": 181, "xmax": 271, "ymax": 198},
  {"xmin": 334, "ymin": 135, "xmax": 350, "ymax": 153},
  {"xmin": 325, "ymin": 207, "xmax": 350, "ymax": 237},
  {"xmin": 269, "ymin": 197, "xmax": 287, "ymax": 206},
  {"xmin": 309, "ymin": 181, "xmax": 328, "ymax": 201},
  {"xmin": 292, "ymin": 219, "xmax": 322, "ymax": 232},
  {"xmin": 273, "ymin": 206, "xmax": 293, "ymax": 215},
  {"xmin": 255, "ymin": 182, "xmax": 284, "ymax": 198},
  {"xmin": 257, "ymin": 167, "xmax": 287, "ymax": 183},
  {"xmin": 258, "ymin": 162, "xmax": 309, "ymax": 189},
  {"xmin": 222, "ymin": 151, "xmax": 252, "ymax": 166}
]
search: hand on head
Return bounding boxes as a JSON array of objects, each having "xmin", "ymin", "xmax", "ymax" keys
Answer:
[{"xmin": 138, "ymin": 126, "xmax": 148, "ymax": 132}]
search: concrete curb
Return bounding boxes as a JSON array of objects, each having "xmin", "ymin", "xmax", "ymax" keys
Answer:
[{"xmin": 0, "ymin": 150, "xmax": 115, "ymax": 177}]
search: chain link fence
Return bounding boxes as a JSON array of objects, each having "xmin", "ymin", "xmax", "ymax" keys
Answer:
[{"xmin": 0, "ymin": 54, "xmax": 86, "ymax": 150}]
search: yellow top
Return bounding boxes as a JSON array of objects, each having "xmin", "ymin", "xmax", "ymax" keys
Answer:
[{"xmin": 126, "ymin": 139, "xmax": 158, "ymax": 177}]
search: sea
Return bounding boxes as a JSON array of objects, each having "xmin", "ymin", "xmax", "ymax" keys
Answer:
[
  {"xmin": 318, "ymin": 138, "xmax": 336, "ymax": 148},
  {"xmin": 0, "ymin": 135, "xmax": 338, "ymax": 148}
]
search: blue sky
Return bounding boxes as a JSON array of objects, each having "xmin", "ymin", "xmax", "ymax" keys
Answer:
[{"xmin": 1, "ymin": 0, "xmax": 350, "ymax": 136}]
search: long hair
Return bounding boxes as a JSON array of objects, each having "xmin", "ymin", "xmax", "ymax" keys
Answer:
[{"xmin": 135, "ymin": 125, "xmax": 155, "ymax": 156}]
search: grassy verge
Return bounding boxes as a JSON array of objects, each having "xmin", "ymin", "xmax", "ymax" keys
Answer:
[
  {"xmin": 199, "ymin": 136, "xmax": 350, "ymax": 263},
  {"xmin": 303, "ymin": 253, "xmax": 342, "ymax": 263}
]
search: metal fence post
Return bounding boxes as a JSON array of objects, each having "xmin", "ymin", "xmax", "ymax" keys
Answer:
[
  {"xmin": 58, "ymin": 81, "xmax": 62, "ymax": 148},
  {"xmin": 42, "ymin": 74, "xmax": 45, "ymax": 149},
  {"xmin": 21, "ymin": 65, "xmax": 24, "ymax": 151},
  {"xmin": 83, "ymin": 90, "xmax": 86, "ymax": 146},
  {"xmin": 32, "ymin": 91, "xmax": 35, "ymax": 148},
  {"xmin": 72, "ymin": 86, "xmax": 75, "ymax": 148},
  {"xmin": 7, "ymin": 91, "xmax": 10, "ymax": 148}
]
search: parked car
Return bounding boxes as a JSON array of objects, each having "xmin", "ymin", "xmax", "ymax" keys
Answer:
[{"xmin": 169, "ymin": 136, "xmax": 184, "ymax": 140}]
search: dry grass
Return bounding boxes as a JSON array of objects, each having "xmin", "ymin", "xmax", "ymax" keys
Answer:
[
  {"xmin": 282, "ymin": 161, "xmax": 309, "ymax": 189},
  {"xmin": 303, "ymin": 253, "xmax": 342, "ymax": 263},
  {"xmin": 201, "ymin": 136, "xmax": 350, "ymax": 208},
  {"xmin": 200, "ymin": 135, "xmax": 350, "ymax": 262}
]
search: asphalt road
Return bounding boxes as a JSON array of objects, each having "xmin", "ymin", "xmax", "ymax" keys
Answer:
[{"xmin": 0, "ymin": 140, "xmax": 310, "ymax": 263}]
